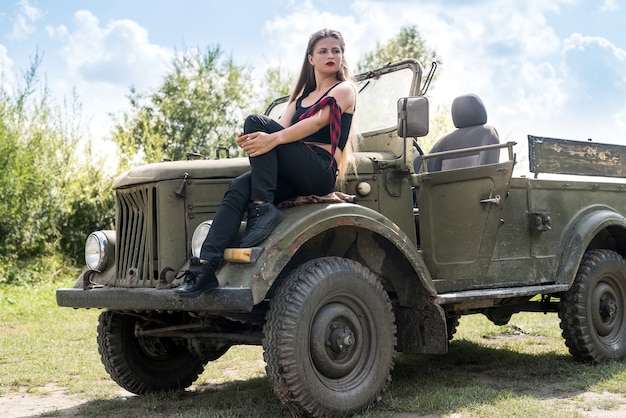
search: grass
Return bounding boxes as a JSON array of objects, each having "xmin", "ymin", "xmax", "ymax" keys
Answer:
[
  {"xmin": 373, "ymin": 315, "xmax": 626, "ymax": 417},
  {"xmin": 3, "ymin": 274, "xmax": 626, "ymax": 417},
  {"xmin": 0, "ymin": 278, "xmax": 113, "ymax": 398}
]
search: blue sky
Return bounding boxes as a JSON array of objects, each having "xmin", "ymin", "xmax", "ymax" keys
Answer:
[{"xmin": 1, "ymin": 0, "xmax": 625, "ymax": 164}]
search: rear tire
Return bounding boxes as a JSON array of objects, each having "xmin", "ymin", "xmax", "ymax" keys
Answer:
[
  {"xmin": 264, "ymin": 257, "xmax": 396, "ymax": 417},
  {"xmin": 559, "ymin": 249, "xmax": 626, "ymax": 363},
  {"xmin": 97, "ymin": 311, "xmax": 204, "ymax": 394}
]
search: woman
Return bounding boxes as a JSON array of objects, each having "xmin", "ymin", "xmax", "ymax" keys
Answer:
[{"xmin": 175, "ymin": 28, "xmax": 357, "ymax": 297}]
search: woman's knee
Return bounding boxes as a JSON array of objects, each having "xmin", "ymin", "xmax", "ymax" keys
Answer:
[
  {"xmin": 243, "ymin": 114, "xmax": 265, "ymax": 134},
  {"xmin": 244, "ymin": 114, "xmax": 283, "ymax": 134}
]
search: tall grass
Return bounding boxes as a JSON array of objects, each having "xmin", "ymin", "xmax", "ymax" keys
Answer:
[{"xmin": 2, "ymin": 270, "xmax": 626, "ymax": 417}]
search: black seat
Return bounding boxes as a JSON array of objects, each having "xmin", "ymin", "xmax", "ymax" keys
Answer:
[{"xmin": 427, "ymin": 94, "xmax": 500, "ymax": 172}]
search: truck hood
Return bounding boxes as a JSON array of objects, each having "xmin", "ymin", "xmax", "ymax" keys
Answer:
[{"xmin": 113, "ymin": 157, "xmax": 250, "ymax": 189}]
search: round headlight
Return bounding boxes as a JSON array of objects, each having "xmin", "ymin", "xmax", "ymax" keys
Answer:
[
  {"xmin": 191, "ymin": 221, "xmax": 212, "ymax": 258},
  {"xmin": 85, "ymin": 231, "xmax": 112, "ymax": 271}
]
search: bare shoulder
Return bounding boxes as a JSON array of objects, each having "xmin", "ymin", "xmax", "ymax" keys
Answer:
[
  {"xmin": 330, "ymin": 81, "xmax": 356, "ymax": 113},
  {"xmin": 331, "ymin": 80, "xmax": 356, "ymax": 97}
]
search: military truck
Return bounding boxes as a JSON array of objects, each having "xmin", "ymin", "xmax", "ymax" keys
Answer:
[{"xmin": 57, "ymin": 59, "xmax": 626, "ymax": 417}]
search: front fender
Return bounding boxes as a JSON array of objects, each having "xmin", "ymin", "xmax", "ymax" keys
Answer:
[
  {"xmin": 556, "ymin": 204, "xmax": 626, "ymax": 285},
  {"xmin": 217, "ymin": 203, "xmax": 436, "ymax": 305}
]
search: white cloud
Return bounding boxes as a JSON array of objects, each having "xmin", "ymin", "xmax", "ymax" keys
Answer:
[
  {"xmin": 43, "ymin": 10, "xmax": 174, "ymax": 146},
  {"xmin": 600, "ymin": 0, "xmax": 619, "ymax": 12},
  {"xmin": 563, "ymin": 33, "xmax": 626, "ymax": 61},
  {"xmin": 48, "ymin": 10, "xmax": 173, "ymax": 89},
  {"xmin": 558, "ymin": 33, "xmax": 626, "ymax": 141},
  {"xmin": 10, "ymin": 15, "xmax": 35, "ymax": 39},
  {"xmin": 0, "ymin": 44, "xmax": 16, "ymax": 94},
  {"xmin": 262, "ymin": 3, "xmax": 361, "ymax": 75},
  {"xmin": 8, "ymin": 0, "xmax": 44, "ymax": 40},
  {"xmin": 347, "ymin": 1, "xmax": 626, "ymax": 146},
  {"xmin": 21, "ymin": 0, "xmax": 43, "ymax": 20},
  {"xmin": 0, "ymin": 43, "xmax": 13, "ymax": 69}
]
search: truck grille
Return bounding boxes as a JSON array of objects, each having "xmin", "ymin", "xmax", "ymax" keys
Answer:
[{"xmin": 115, "ymin": 185, "xmax": 158, "ymax": 286}]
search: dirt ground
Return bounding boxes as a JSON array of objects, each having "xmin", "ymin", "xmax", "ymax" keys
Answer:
[
  {"xmin": 2, "ymin": 385, "xmax": 626, "ymax": 418},
  {"xmin": 0, "ymin": 384, "xmax": 133, "ymax": 418}
]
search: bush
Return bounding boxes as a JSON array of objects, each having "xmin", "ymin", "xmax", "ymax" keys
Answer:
[
  {"xmin": 0, "ymin": 253, "xmax": 81, "ymax": 286},
  {"xmin": 0, "ymin": 55, "xmax": 116, "ymax": 266},
  {"xmin": 58, "ymin": 156, "xmax": 116, "ymax": 261}
]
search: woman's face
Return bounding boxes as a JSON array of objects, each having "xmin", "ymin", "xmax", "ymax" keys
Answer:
[{"xmin": 308, "ymin": 36, "xmax": 343, "ymax": 75}]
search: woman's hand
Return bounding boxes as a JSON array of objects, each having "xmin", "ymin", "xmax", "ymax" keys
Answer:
[
  {"xmin": 237, "ymin": 131, "xmax": 278, "ymax": 157},
  {"xmin": 235, "ymin": 132, "xmax": 248, "ymax": 148}
]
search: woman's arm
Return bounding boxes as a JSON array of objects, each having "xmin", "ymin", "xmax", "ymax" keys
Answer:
[
  {"xmin": 236, "ymin": 99, "xmax": 297, "ymax": 150},
  {"xmin": 241, "ymin": 82, "xmax": 355, "ymax": 157}
]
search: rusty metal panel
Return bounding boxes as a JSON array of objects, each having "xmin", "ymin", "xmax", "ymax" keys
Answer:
[{"xmin": 528, "ymin": 135, "xmax": 626, "ymax": 177}]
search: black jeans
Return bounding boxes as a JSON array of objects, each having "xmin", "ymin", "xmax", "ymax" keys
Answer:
[{"xmin": 200, "ymin": 114, "xmax": 337, "ymax": 262}]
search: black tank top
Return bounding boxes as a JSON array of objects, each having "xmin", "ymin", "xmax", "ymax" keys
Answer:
[{"xmin": 292, "ymin": 84, "xmax": 354, "ymax": 151}]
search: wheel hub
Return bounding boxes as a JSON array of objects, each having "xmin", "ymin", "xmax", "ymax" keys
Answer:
[
  {"xmin": 310, "ymin": 303, "xmax": 362, "ymax": 379},
  {"xmin": 599, "ymin": 296, "xmax": 617, "ymax": 321},
  {"xmin": 327, "ymin": 322, "xmax": 355, "ymax": 353},
  {"xmin": 592, "ymin": 281, "xmax": 623, "ymax": 338},
  {"xmin": 138, "ymin": 336, "xmax": 171, "ymax": 358}
]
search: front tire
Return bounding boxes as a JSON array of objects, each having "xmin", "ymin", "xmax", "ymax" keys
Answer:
[
  {"xmin": 97, "ymin": 311, "xmax": 204, "ymax": 394},
  {"xmin": 263, "ymin": 257, "xmax": 396, "ymax": 417},
  {"xmin": 559, "ymin": 249, "xmax": 626, "ymax": 363}
]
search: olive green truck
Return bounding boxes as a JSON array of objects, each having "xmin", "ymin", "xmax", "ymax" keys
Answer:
[{"xmin": 57, "ymin": 60, "xmax": 626, "ymax": 417}]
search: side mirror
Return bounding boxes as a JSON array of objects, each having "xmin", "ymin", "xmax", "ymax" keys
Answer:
[{"xmin": 397, "ymin": 97, "xmax": 429, "ymax": 138}]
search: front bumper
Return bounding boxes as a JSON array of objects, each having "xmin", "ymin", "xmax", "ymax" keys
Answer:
[{"xmin": 56, "ymin": 286, "xmax": 254, "ymax": 312}]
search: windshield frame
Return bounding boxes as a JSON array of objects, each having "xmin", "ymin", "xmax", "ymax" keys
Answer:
[{"xmin": 264, "ymin": 59, "xmax": 423, "ymax": 137}]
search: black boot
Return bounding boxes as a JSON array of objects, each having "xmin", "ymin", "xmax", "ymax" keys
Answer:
[
  {"xmin": 239, "ymin": 202, "xmax": 284, "ymax": 247},
  {"xmin": 173, "ymin": 257, "xmax": 219, "ymax": 297}
]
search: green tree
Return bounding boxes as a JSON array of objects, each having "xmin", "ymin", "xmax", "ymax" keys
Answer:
[
  {"xmin": 0, "ymin": 56, "xmax": 70, "ymax": 259},
  {"xmin": 112, "ymin": 46, "xmax": 253, "ymax": 165},
  {"xmin": 357, "ymin": 25, "xmax": 441, "ymax": 75},
  {"xmin": 258, "ymin": 65, "xmax": 295, "ymax": 112},
  {"xmin": 0, "ymin": 55, "xmax": 115, "ymax": 272},
  {"xmin": 420, "ymin": 103, "xmax": 455, "ymax": 153},
  {"xmin": 57, "ymin": 140, "xmax": 115, "ymax": 260}
]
